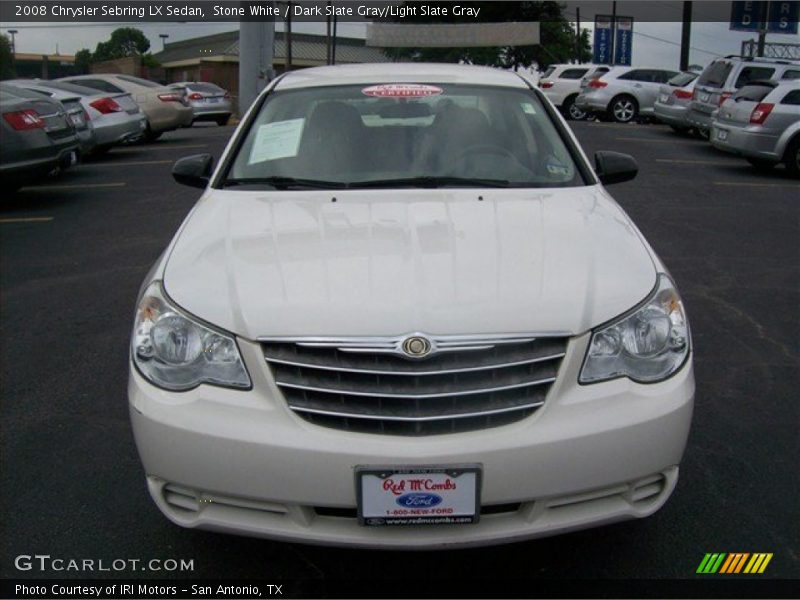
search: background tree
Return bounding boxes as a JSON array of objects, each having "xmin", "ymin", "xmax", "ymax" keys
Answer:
[
  {"xmin": 92, "ymin": 27, "xmax": 151, "ymax": 62},
  {"xmin": 383, "ymin": 1, "xmax": 590, "ymax": 69},
  {"xmin": 0, "ymin": 34, "xmax": 15, "ymax": 79},
  {"xmin": 74, "ymin": 48, "xmax": 93, "ymax": 74}
]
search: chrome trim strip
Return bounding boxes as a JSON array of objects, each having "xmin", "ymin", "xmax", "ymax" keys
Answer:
[
  {"xmin": 289, "ymin": 400, "xmax": 546, "ymax": 422},
  {"xmin": 260, "ymin": 332, "xmax": 570, "ymax": 359},
  {"xmin": 264, "ymin": 352, "xmax": 566, "ymax": 376},
  {"xmin": 275, "ymin": 377, "xmax": 556, "ymax": 399}
]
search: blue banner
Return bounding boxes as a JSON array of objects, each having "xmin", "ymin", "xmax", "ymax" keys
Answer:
[
  {"xmin": 593, "ymin": 15, "xmax": 613, "ymax": 65},
  {"xmin": 731, "ymin": 1, "xmax": 799, "ymax": 34},
  {"xmin": 614, "ymin": 17, "xmax": 634, "ymax": 66}
]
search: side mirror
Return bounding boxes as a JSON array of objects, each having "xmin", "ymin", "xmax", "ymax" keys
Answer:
[
  {"xmin": 594, "ymin": 151, "xmax": 638, "ymax": 185},
  {"xmin": 172, "ymin": 153, "xmax": 213, "ymax": 189}
]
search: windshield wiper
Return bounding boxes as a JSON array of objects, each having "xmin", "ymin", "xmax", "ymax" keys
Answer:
[
  {"xmin": 347, "ymin": 176, "xmax": 511, "ymax": 189},
  {"xmin": 221, "ymin": 177, "xmax": 346, "ymax": 190}
]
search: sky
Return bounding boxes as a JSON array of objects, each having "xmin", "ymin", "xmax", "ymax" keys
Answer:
[{"xmin": 3, "ymin": 18, "xmax": 798, "ymax": 70}]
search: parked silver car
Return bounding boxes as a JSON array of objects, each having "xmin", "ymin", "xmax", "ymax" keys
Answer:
[
  {"xmin": 59, "ymin": 74, "xmax": 193, "ymax": 140},
  {"xmin": 576, "ymin": 67, "xmax": 680, "ymax": 123},
  {"xmin": 8, "ymin": 79, "xmax": 146, "ymax": 154},
  {"xmin": 168, "ymin": 82, "xmax": 232, "ymax": 125},
  {"xmin": 4, "ymin": 79, "xmax": 96, "ymax": 155},
  {"xmin": 710, "ymin": 80, "xmax": 800, "ymax": 176},
  {"xmin": 654, "ymin": 72, "xmax": 698, "ymax": 134},
  {"xmin": 0, "ymin": 84, "xmax": 79, "ymax": 191},
  {"xmin": 688, "ymin": 56, "xmax": 800, "ymax": 138}
]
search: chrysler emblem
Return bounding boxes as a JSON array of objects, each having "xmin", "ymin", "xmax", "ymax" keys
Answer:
[{"xmin": 401, "ymin": 335, "xmax": 432, "ymax": 358}]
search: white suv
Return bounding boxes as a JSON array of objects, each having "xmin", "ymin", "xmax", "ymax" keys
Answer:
[
  {"xmin": 129, "ymin": 64, "xmax": 694, "ymax": 548},
  {"xmin": 539, "ymin": 64, "xmax": 610, "ymax": 120},
  {"xmin": 688, "ymin": 55, "xmax": 800, "ymax": 138}
]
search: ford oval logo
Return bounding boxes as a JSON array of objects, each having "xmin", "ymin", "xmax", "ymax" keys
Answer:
[{"xmin": 396, "ymin": 493, "xmax": 442, "ymax": 508}]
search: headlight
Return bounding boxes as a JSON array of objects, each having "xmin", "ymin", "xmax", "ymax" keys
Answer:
[
  {"xmin": 131, "ymin": 281, "xmax": 250, "ymax": 391},
  {"xmin": 580, "ymin": 274, "xmax": 690, "ymax": 384}
]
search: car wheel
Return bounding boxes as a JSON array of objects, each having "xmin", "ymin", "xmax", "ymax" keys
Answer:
[
  {"xmin": 144, "ymin": 129, "xmax": 162, "ymax": 142},
  {"xmin": 609, "ymin": 95, "xmax": 638, "ymax": 123},
  {"xmin": 746, "ymin": 157, "xmax": 777, "ymax": 171},
  {"xmin": 563, "ymin": 97, "xmax": 586, "ymax": 121},
  {"xmin": 784, "ymin": 137, "xmax": 800, "ymax": 177}
]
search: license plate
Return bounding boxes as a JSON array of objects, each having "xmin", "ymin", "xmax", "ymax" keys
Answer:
[
  {"xmin": 69, "ymin": 114, "xmax": 83, "ymax": 126},
  {"xmin": 699, "ymin": 92, "xmax": 710, "ymax": 102},
  {"xmin": 139, "ymin": 119, "xmax": 147, "ymax": 130},
  {"xmin": 659, "ymin": 93, "xmax": 669, "ymax": 103},
  {"xmin": 717, "ymin": 129, "xmax": 728, "ymax": 141},
  {"xmin": 357, "ymin": 465, "xmax": 481, "ymax": 526}
]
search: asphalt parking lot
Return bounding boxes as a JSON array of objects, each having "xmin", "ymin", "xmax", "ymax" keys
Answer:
[{"xmin": 1, "ymin": 120, "xmax": 798, "ymax": 588}]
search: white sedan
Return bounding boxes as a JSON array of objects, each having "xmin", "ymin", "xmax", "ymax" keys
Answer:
[{"xmin": 129, "ymin": 63, "xmax": 694, "ymax": 548}]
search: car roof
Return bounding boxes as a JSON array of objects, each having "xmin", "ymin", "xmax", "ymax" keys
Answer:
[{"xmin": 274, "ymin": 63, "xmax": 530, "ymax": 91}]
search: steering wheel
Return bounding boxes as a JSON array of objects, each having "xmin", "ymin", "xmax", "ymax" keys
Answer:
[{"xmin": 452, "ymin": 144, "xmax": 517, "ymax": 163}]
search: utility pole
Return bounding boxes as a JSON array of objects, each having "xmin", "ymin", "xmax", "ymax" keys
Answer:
[
  {"xmin": 610, "ymin": 1, "xmax": 617, "ymax": 66},
  {"xmin": 159, "ymin": 33, "xmax": 169, "ymax": 51},
  {"xmin": 331, "ymin": 13, "xmax": 338, "ymax": 64},
  {"xmin": 575, "ymin": 8, "xmax": 581, "ymax": 63},
  {"xmin": 680, "ymin": 1, "xmax": 692, "ymax": 71},
  {"xmin": 326, "ymin": 1, "xmax": 332, "ymax": 64},
  {"xmin": 757, "ymin": 0, "xmax": 771, "ymax": 57},
  {"xmin": 286, "ymin": 1, "xmax": 293, "ymax": 70},
  {"xmin": 238, "ymin": 17, "xmax": 274, "ymax": 117},
  {"xmin": 7, "ymin": 29, "xmax": 17, "ymax": 53}
]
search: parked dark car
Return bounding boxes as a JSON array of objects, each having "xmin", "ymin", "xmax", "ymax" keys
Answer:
[{"xmin": 0, "ymin": 84, "xmax": 80, "ymax": 191}]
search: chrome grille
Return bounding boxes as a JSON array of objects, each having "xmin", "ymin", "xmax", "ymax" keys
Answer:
[{"xmin": 262, "ymin": 334, "xmax": 567, "ymax": 436}]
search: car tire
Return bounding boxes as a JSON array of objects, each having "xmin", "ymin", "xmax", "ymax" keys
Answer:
[
  {"xmin": 609, "ymin": 95, "xmax": 638, "ymax": 123},
  {"xmin": 746, "ymin": 157, "xmax": 777, "ymax": 171},
  {"xmin": 784, "ymin": 136, "xmax": 800, "ymax": 177},
  {"xmin": 563, "ymin": 96, "xmax": 586, "ymax": 121},
  {"xmin": 669, "ymin": 125, "xmax": 691, "ymax": 135},
  {"xmin": 144, "ymin": 129, "xmax": 162, "ymax": 142}
]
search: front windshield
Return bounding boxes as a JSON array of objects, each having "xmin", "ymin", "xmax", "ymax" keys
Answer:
[{"xmin": 225, "ymin": 83, "xmax": 585, "ymax": 189}]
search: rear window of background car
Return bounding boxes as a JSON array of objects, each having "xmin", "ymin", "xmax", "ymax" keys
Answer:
[
  {"xmin": 781, "ymin": 89, "xmax": 800, "ymax": 105},
  {"xmin": 782, "ymin": 70, "xmax": 800, "ymax": 80},
  {"xmin": 559, "ymin": 69, "xmax": 589, "ymax": 80},
  {"xmin": 541, "ymin": 67, "xmax": 556, "ymax": 79},
  {"xmin": 698, "ymin": 61, "xmax": 733, "ymax": 88},
  {"xmin": 734, "ymin": 67, "xmax": 776, "ymax": 88},
  {"xmin": 669, "ymin": 72, "xmax": 697, "ymax": 87},
  {"xmin": 189, "ymin": 83, "xmax": 225, "ymax": 94},
  {"xmin": 734, "ymin": 83, "xmax": 776, "ymax": 102},
  {"xmin": 74, "ymin": 79, "xmax": 124, "ymax": 94}
]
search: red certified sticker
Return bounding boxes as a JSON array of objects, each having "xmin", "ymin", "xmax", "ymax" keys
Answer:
[{"xmin": 361, "ymin": 84, "xmax": 444, "ymax": 98}]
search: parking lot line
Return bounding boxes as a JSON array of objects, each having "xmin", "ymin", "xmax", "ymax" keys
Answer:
[
  {"xmin": 91, "ymin": 160, "xmax": 172, "ymax": 167},
  {"xmin": 21, "ymin": 182, "xmax": 126, "ymax": 191},
  {"xmin": 713, "ymin": 181, "xmax": 799, "ymax": 188},
  {"xmin": 656, "ymin": 158, "xmax": 739, "ymax": 166},
  {"xmin": 0, "ymin": 217, "xmax": 54, "ymax": 224}
]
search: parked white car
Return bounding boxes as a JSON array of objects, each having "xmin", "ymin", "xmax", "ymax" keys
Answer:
[
  {"xmin": 576, "ymin": 67, "xmax": 680, "ymax": 123},
  {"xmin": 539, "ymin": 63, "xmax": 610, "ymax": 120},
  {"xmin": 129, "ymin": 63, "xmax": 694, "ymax": 548}
]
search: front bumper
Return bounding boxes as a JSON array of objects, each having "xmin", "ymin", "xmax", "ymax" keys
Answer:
[
  {"xmin": 710, "ymin": 123, "xmax": 782, "ymax": 162},
  {"xmin": 129, "ymin": 335, "xmax": 694, "ymax": 548}
]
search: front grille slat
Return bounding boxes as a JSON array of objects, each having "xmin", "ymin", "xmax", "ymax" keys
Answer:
[{"xmin": 262, "ymin": 334, "xmax": 567, "ymax": 436}]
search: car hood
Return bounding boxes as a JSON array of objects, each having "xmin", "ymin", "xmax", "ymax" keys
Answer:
[{"xmin": 163, "ymin": 186, "xmax": 656, "ymax": 339}]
